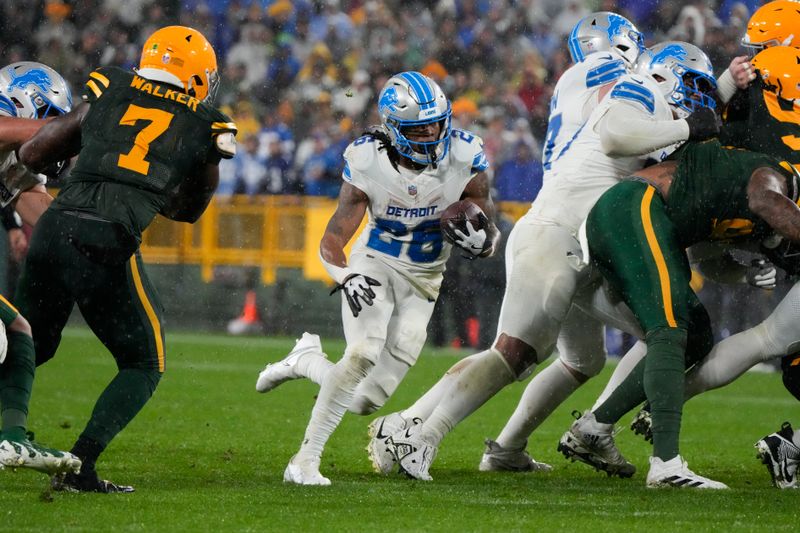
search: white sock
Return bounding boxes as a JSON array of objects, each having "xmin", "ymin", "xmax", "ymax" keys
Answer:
[
  {"xmin": 793, "ymin": 429, "xmax": 800, "ymax": 448},
  {"xmin": 592, "ymin": 341, "xmax": 647, "ymax": 411},
  {"xmin": 418, "ymin": 349, "xmax": 515, "ymax": 447},
  {"xmin": 684, "ymin": 322, "xmax": 773, "ymax": 400},
  {"xmin": 297, "ymin": 352, "xmax": 373, "ymax": 459},
  {"xmin": 401, "ymin": 352, "xmax": 482, "ymax": 421},
  {"xmin": 295, "ymin": 352, "xmax": 334, "ymax": 386},
  {"xmin": 495, "ymin": 360, "xmax": 581, "ymax": 450}
]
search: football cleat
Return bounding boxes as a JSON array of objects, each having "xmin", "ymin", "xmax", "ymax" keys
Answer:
[
  {"xmin": 52, "ymin": 470, "xmax": 135, "ymax": 493},
  {"xmin": 389, "ymin": 425, "xmax": 436, "ymax": 481},
  {"xmin": 755, "ymin": 421, "xmax": 799, "ymax": 489},
  {"xmin": 283, "ymin": 454, "xmax": 331, "ymax": 486},
  {"xmin": 0, "ymin": 436, "xmax": 81, "ymax": 475},
  {"xmin": 646, "ymin": 455, "xmax": 728, "ymax": 489},
  {"xmin": 557, "ymin": 410, "xmax": 636, "ymax": 478},
  {"xmin": 630, "ymin": 405, "xmax": 653, "ymax": 443},
  {"xmin": 366, "ymin": 413, "xmax": 412, "ymax": 475},
  {"xmin": 478, "ymin": 439, "xmax": 553, "ymax": 473},
  {"xmin": 256, "ymin": 332, "xmax": 325, "ymax": 393}
]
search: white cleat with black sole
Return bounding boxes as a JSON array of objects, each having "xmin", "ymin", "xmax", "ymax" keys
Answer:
[{"xmin": 646, "ymin": 455, "xmax": 728, "ymax": 489}]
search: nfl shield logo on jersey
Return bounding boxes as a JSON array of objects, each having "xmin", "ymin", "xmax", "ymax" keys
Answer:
[{"xmin": 408, "ymin": 184, "xmax": 417, "ymax": 197}]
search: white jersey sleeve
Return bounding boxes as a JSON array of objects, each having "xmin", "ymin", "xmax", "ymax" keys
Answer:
[
  {"xmin": 344, "ymin": 130, "xmax": 486, "ymax": 299},
  {"xmin": 528, "ymin": 72, "xmax": 676, "ymax": 233},
  {"xmin": 598, "ymin": 73, "xmax": 688, "ymax": 160},
  {"xmin": 541, "ymin": 52, "xmax": 627, "ymax": 180}
]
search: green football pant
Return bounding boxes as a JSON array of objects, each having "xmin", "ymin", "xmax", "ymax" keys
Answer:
[
  {"xmin": 16, "ymin": 209, "xmax": 165, "ymax": 451},
  {"xmin": 587, "ymin": 181, "xmax": 712, "ymax": 460}
]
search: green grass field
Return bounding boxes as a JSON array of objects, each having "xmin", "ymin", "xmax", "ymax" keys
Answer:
[{"xmin": 2, "ymin": 328, "xmax": 797, "ymax": 532}]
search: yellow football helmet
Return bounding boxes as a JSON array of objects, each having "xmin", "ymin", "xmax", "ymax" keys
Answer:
[
  {"xmin": 139, "ymin": 25, "xmax": 219, "ymax": 102},
  {"xmin": 742, "ymin": 0, "xmax": 800, "ymax": 51},
  {"xmin": 751, "ymin": 45, "xmax": 800, "ymax": 101}
]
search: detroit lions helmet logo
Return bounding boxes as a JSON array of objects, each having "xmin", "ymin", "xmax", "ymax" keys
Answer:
[
  {"xmin": 606, "ymin": 14, "xmax": 629, "ymax": 38},
  {"xmin": 650, "ymin": 44, "xmax": 688, "ymax": 65},
  {"xmin": 7, "ymin": 67, "xmax": 53, "ymax": 94},
  {"xmin": 379, "ymin": 87, "xmax": 399, "ymax": 113}
]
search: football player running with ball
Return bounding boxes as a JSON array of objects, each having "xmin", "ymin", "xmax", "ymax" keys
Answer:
[
  {"xmin": 12, "ymin": 26, "xmax": 237, "ymax": 493},
  {"xmin": 255, "ymin": 71, "xmax": 499, "ymax": 485},
  {"xmin": 0, "ymin": 62, "xmax": 82, "ymax": 476}
]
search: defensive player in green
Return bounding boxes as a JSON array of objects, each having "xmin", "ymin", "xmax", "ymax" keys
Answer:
[
  {"xmin": 560, "ymin": 138, "xmax": 800, "ymax": 488},
  {"xmin": 13, "ymin": 26, "xmax": 237, "ymax": 493}
]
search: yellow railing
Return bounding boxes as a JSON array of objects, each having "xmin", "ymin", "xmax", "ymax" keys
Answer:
[{"xmin": 140, "ymin": 195, "xmax": 530, "ymax": 284}]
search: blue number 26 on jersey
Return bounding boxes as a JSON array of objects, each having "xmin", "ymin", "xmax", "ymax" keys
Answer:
[{"xmin": 367, "ymin": 218, "xmax": 443, "ymax": 263}]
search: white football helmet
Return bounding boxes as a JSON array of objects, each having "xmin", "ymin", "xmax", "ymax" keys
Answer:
[
  {"xmin": 0, "ymin": 61, "xmax": 72, "ymax": 119},
  {"xmin": 377, "ymin": 71, "xmax": 452, "ymax": 166},
  {"xmin": 635, "ymin": 41, "xmax": 717, "ymax": 119},
  {"xmin": 568, "ymin": 12, "xmax": 645, "ymax": 66}
]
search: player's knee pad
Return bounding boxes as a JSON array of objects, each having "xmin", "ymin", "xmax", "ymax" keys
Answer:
[
  {"xmin": 781, "ymin": 354, "xmax": 800, "ymax": 402},
  {"xmin": 559, "ymin": 351, "xmax": 605, "ymax": 379},
  {"xmin": 390, "ymin": 325, "xmax": 427, "ymax": 367},
  {"xmin": 343, "ymin": 339, "xmax": 381, "ymax": 377},
  {"xmin": 557, "ymin": 314, "xmax": 606, "ymax": 379},
  {"xmin": 118, "ymin": 366, "xmax": 163, "ymax": 395},
  {"xmin": 645, "ymin": 327, "xmax": 688, "ymax": 369},
  {"xmin": 350, "ymin": 361, "xmax": 409, "ymax": 415}
]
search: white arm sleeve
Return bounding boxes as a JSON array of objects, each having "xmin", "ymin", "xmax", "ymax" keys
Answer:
[
  {"xmin": 597, "ymin": 103, "xmax": 690, "ymax": 157},
  {"xmin": 715, "ymin": 68, "xmax": 739, "ymax": 105},
  {"xmin": 319, "ymin": 249, "xmax": 353, "ymax": 284}
]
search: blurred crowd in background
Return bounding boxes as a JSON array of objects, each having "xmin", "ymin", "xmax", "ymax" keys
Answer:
[
  {"xmin": 0, "ymin": 0, "xmax": 785, "ymax": 351},
  {"xmin": 0, "ymin": 0, "xmax": 766, "ymax": 203}
]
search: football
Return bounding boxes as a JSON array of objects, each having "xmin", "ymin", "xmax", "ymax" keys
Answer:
[{"xmin": 439, "ymin": 199, "xmax": 486, "ymax": 243}]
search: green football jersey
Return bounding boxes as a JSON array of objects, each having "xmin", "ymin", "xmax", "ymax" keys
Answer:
[
  {"xmin": 720, "ymin": 77, "xmax": 800, "ymax": 165},
  {"xmin": 665, "ymin": 140, "xmax": 796, "ymax": 247},
  {"xmin": 54, "ymin": 66, "xmax": 237, "ymax": 240}
]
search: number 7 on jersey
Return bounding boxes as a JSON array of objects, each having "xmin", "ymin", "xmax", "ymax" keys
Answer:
[{"xmin": 117, "ymin": 104, "xmax": 174, "ymax": 175}]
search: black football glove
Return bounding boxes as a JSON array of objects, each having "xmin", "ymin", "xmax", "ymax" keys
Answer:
[
  {"xmin": 330, "ymin": 273, "xmax": 382, "ymax": 318},
  {"xmin": 685, "ymin": 107, "xmax": 720, "ymax": 141}
]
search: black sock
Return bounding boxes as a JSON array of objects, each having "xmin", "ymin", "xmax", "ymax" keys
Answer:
[{"xmin": 71, "ymin": 436, "xmax": 104, "ymax": 475}]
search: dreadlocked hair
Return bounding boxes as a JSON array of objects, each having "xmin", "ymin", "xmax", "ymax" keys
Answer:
[{"xmin": 362, "ymin": 127, "xmax": 400, "ymax": 171}]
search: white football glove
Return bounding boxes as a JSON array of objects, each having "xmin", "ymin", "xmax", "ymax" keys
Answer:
[
  {"xmin": 746, "ymin": 259, "xmax": 777, "ymax": 290},
  {"xmin": 450, "ymin": 220, "xmax": 488, "ymax": 257},
  {"xmin": 330, "ymin": 273, "xmax": 382, "ymax": 317}
]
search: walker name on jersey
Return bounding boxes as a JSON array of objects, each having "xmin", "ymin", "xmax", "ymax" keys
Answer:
[{"xmin": 385, "ymin": 204, "xmax": 439, "ymax": 218}]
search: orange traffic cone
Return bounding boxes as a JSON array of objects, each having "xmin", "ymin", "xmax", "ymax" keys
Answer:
[{"xmin": 227, "ymin": 290, "xmax": 265, "ymax": 335}]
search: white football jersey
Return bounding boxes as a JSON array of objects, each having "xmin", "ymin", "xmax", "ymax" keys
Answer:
[
  {"xmin": 529, "ymin": 71, "xmax": 675, "ymax": 233},
  {"xmin": 0, "ymin": 107, "xmax": 46, "ymax": 207},
  {"xmin": 540, "ymin": 52, "xmax": 628, "ymax": 184},
  {"xmin": 343, "ymin": 129, "xmax": 488, "ymax": 298}
]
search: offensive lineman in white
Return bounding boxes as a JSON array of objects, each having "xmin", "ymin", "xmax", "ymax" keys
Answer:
[
  {"xmin": 376, "ymin": 18, "xmax": 721, "ymax": 481},
  {"xmin": 255, "ymin": 71, "xmax": 499, "ymax": 485}
]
